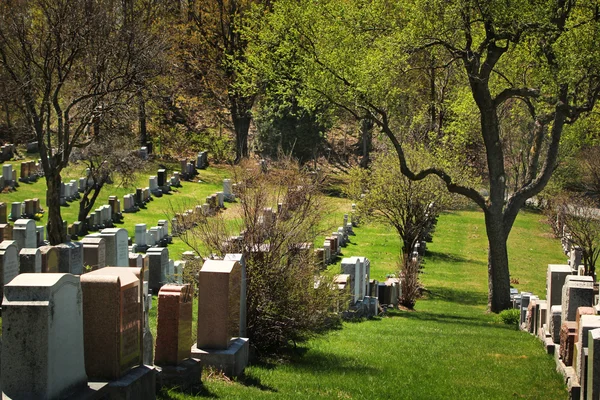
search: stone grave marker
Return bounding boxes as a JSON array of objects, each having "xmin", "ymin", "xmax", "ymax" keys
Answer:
[
  {"xmin": 100, "ymin": 228, "xmax": 129, "ymax": 267},
  {"xmin": 13, "ymin": 218, "xmax": 37, "ymax": 250},
  {"xmin": 81, "ymin": 268, "xmax": 142, "ymax": 380},
  {"xmin": 0, "ymin": 240, "xmax": 19, "ymax": 300},
  {"xmin": 82, "ymin": 236, "xmax": 106, "ymax": 270},
  {"xmin": 19, "ymin": 247, "xmax": 41, "ymax": 273},
  {"xmin": 39, "ymin": 245, "xmax": 59, "ymax": 273},
  {"xmin": 588, "ymin": 328, "xmax": 600, "ymax": 400},
  {"xmin": 562, "ymin": 275, "xmax": 594, "ymax": 322},
  {"xmin": 56, "ymin": 241, "xmax": 84, "ymax": 275},
  {"xmin": 0, "ymin": 202, "xmax": 7, "ymax": 224},
  {"xmin": 2, "ymin": 274, "xmax": 87, "ymax": 399},
  {"xmin": 148, "ymin": 247, "xmax": 169, "ymax": 293},
  {"xmin": 224, "ymin": 253, "xmax": 247, "ymax": 337},
  {"xmin": 196, "ymin": 259, "xmax": 242, "ymax": 349},
  {"xmin": 10, "ymin": 202, "xmax": 21, "ymax": 221},
  {"xmin": 155, "ymin": 284, "xmax": 193, "ymax": 365},
  {"xmin": 0, "ymin": 223, "xmax": 13, "ymax": 241}
]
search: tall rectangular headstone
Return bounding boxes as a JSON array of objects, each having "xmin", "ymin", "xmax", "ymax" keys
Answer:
[
  {"xmin": 82, "ymin": 236, "xmax": 106, "ymax": 270},
  {"xmin": 81, "ymin": 268, "xmax": 142, "ymax": 380},
  {"xmin": 547, "ymin": 264, "xmax": 571, "ymax": 327},
  {"xmin": 2, "ymin": 274, "xmax": 87, "ymax": 399},
  {"xmin": 0, "ymin": 240, "xmax": 19, "ymax": 301},
  {"xmin": 13, "ymin": 218, "xmax": 37, "ymax": 250},
  {"xmin": 155, "ymin": 284, "xmax": 193, "ymax": 365},
  {"xmin": 148, "ymin": 247, "xmax": 169, "ymax": 293},
  {"xmin": 100, "ymin": 228, "xmax": 129, "ymax": 267},
  {"xmin": 224, "ymin": 253, "xmax": 247, "ymax": 337},
  {"xmin": 196, "ymin": 260, "xmax": 241, "ymax": 349}
]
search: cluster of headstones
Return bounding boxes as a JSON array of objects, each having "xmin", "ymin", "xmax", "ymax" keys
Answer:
[
  {"xmin": 180, "ymin": 151, "xmax": 208, "ymax": 181},
  {"xmin": 18, "ymin": 160, "xmax": 43, "ymax": 183},
  {"xmin": 516, "ymin": 264, "xmax": 600, "ymax": 399},
  {"xmin": 316, "ymin": 213, "xmax": 355, "ymax": 267},
  {"xmin": 123, "ymin": 188, "xmax": 153, "ymax": 213},
  {"xmin": 150, "ymin": 168, "xmax": 181, "ymax": 197},
  {"xmin": 9, "ymin": 199, "xmax": 42, "ymax": 221},
  {"xmin": 60, "ymin": 179, "xmax": 81, "ymax": 205},
  {"xmin": 79, "ymin": 195, "xmax": 124, "ymax": 234},
  {"xmin": 133, "ymin": 221, "xmax": 173, "ymax": 253},
  {"xmin": 172, "ymin": 191, "xmax": 226, "ymax": 236},
  {"xmin": 1, "ymin": 253, "xmax": 249, "ymax": 398}
]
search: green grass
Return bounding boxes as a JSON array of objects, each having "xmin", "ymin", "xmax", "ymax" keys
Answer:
[{"xmin": 159, "ymin": 208, "xmax": 567, "ymax": 400}]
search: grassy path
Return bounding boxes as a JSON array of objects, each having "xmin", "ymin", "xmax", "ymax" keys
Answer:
[{"xmin": 161, "ymin": 209, "xmax": 568, "ymax": 399}]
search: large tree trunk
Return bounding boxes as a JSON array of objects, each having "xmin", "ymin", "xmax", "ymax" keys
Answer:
[
  {"xmin": 359, "ymin": 117, "xmax": 373, "ymax": 169},
  {"xmin": 233, "ymin": 114, "xmax": 250, "ymax": 164},
  {"xmin": 46, "ymin": 172, "xmax": 65, "ymax": 245},
  {"xmin": 138, "ymin": 94, "xmax": 148, "ymax": 149},
  {"xmin": 484, "ymin": 209, "xmax": 512, "ymax": 312}
]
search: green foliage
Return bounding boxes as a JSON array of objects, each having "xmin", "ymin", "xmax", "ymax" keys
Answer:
[
  {"xmin": 254, "ymin": 94, "xmax": 331, "ymax": 163},
  {"xmin": 497, "ymin": 309, "xmax": 520, "ymax": 328}
]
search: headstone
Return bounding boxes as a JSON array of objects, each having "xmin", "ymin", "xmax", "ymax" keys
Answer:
[
  {"xmin": 129, "ymin": 253, "xmax": 143, "ymax": 268},
  {"xmin": 588, "ymin": 328, "xmax": 600, "ymax": 400},
  {"xmin": 155, "ymin": 284, "xmax": 193, "ymax": 365},
  {"xmin": 223, "ymin": 179, "xmax": 234, "ymax": 201},
  {"xmin": 19, "ymin": 247, "xmax": 41, "ymax": 273},
  {"xmin": 148, "ymin": 247, "xmax": 169, "ymax": 293},
  {"xmin": 56, "ymin": 242, "xmax": 84, "ymax": 275},
  {"xmin": 81, "ymin": 268, "xmax": 142, "ymax": 380},
  {"xmin": 562, "ymin": 275, "xmax": 594, "ymax": 322},
  {"xmin": 0, "ymin": 224, "xmax": 13, "ymax": 241},
  {"xmin": 224, "ymin": 253, "xmax": 247, "ymax": 337},
  {"xmin": 561, "ymin": 321, "xmax": 578, "ymax": 366},
  {"xmin": 100, "ymin": 228, "xmax": 129, "ymax": 267},
  {"xmin": 0, "ymin": 202, "xmax": 7, "ymax": 224},
  {"xmin": 135, "ymin": 224, "xmax": 147, "ymax": 247},
  {"xmin": 196, "ymin": 259, "xmax": 242, "ymax": 349},
  {"xmin": 10, "ymin": 202, "xmax": 21, "ymax": 221},
  {"xmin": 341, "ymin": 257, "xmax": 363, "ymax": 304},
  {"xmin": 0, "ymin": 240, "xmax": 19, "ymax": 300},
  {"xmin": 39, "ymin": 245, "xmax": 59, "ymax": 273},
  {"xmin": 2, "ymin": 274, "xmax": 87, "ymax": 399},
  {"xmin": 82, "ymin": 236, "xmax": 106, "ymax": 270},
  {"xmin": 13, "ymin": 218, "xmax": 37, "ymax": 250}
]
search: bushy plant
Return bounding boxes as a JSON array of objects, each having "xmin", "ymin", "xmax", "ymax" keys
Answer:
[
  {"xmin": 399, "ymin": 256, "xmax": 421, "ymax": 309},
  {"xmin": 497, "ymin": 309, "xmax": 520, "ymax": 327}
]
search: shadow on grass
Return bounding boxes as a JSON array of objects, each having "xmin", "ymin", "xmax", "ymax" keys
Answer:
[
  {"xmin": 387, "ymin": 308, "xmax": 517, "ymax": 331},
  {"xmin": 158, "ymin": 383, "xmax": 218, "ymax": 399},
  {"xmin": 424, "ymin": 286, "xmax": 488, "ymax": 306},
  {"xmin": 237, "ymin": 371, "xmax": 278, "ymax": 392},
  {"xmin": 285, "ymin": 349, "xmax": 380, "ymax": 375}
]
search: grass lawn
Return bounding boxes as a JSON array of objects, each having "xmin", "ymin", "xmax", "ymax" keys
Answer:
[{"xmin": 160, "ymin": 209, "xmax": 568, "ymax": 400}]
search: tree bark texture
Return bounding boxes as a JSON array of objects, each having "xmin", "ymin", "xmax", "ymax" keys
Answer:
[{"xmin": 46, "ymin": 172, "xmax": 65, "ymax": 245}]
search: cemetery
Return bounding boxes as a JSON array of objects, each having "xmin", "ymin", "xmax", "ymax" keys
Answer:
[
  {"xmin": 5, "ymin": 1, "xmax": 600, "ymax": 399},
  {"xmin": 0, "ymin": 150, "xmax": 571, "ymax": 399}
]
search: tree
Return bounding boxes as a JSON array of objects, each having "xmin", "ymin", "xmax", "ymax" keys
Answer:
[
  {"xmin": 251, "ymin": 0, "xmax": 600, "ymax": 312},
  {"xmin": 70, "ymin": 120, "xmax": 143, "ymax": 229},
  {"xmin": 177, "ymin": 0, "xmax": 268, "ymax": 163},
  {"xmin": 344, "ymin": 149, "xmax": 449, "ymax": 256},
  {"xmin": 0, "ymin": 0, "xmax": 161, "ymax": 244}
]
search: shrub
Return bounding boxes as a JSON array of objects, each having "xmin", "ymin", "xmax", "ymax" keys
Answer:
[{"xmin": 497, "ymin": 309, "xmax": 520, "ymax": 327}]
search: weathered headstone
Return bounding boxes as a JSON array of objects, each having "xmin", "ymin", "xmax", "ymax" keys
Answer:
[
  {"xmin": 588, "ymin": 328, "xmax": 600, "ymax": 400},
  {"xmin": 19, "ymin": 247, "xmax": 41, "ymax": 273},
  {"xmin": 81, "ymin": 268, "xmax": 142, "ymax": 380},
  {"xmin": 13, "ymin": 218, "xmax": 37, "ymax": 250},
  {"xmin": 2, "ymin": 274, "xmax": 87, "ymax": 399},
  {"xmin": 224, "ymin": 253, "xmax": 247, "ymax": 338},
  {"xmin": 56, "ymin": 241, "xmax": 84, "ymax": 275},
  {"xmin": 155, "ymin": 284, "xmax": 193, "ymax": 365},
  {"xmin": 82, "ymin": 236, "xmax": 106, "ymax": 270},
  {"xmin": 0, "ymin": 240, "xmax": 19, "ymax": 300}
]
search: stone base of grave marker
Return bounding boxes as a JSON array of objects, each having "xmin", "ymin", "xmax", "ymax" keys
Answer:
[
  {"xmin": 83, "ymin": 365, "xmax": 157, "ymax": 400},
  {"xmin": 155, "ymin": 358, "xmax": 202, "ymax": 392},
  {"xmin": 191, "ymin": 338, "xmax": 249, "ymax": 378}
]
